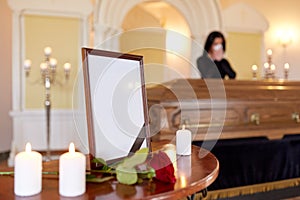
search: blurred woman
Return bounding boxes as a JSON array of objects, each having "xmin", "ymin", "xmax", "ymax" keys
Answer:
[{"xmin": 197, "ymin": 31, "xmax": 236, "ymax": 79}]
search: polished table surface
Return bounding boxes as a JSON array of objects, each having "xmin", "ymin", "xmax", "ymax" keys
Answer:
[{"xmin": 0, "ymin": 144, "xmax": 219, "ymax": 200}]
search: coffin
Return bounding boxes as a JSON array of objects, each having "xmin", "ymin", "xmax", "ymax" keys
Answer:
[{"xmin": 146, "ymin": 79, "xmax": 300, "ymax": 141}]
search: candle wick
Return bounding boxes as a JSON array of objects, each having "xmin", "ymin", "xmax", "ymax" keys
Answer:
[{"xmin": 182, "ymin": 125, "xmax": 186, "ymax": 130}]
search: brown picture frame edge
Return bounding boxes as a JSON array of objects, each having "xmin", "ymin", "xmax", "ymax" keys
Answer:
[{"xmin": 81, "ymin": 47, "xmax": 151, "ymax": 169}]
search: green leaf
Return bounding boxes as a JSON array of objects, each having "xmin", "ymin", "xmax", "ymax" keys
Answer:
[
  {"xmin": 92, "ymin": 157, "xmax": 107, "ymax": 165},
  {"xmin": 122, "ymin": 148, "xmax": 149, "ymax": 169},
  {"xmin": 92, "ymin": 157, "xmax": 111, "ymax": 170},
  {"xmin": 116, "ymin": 165, "xmax": 138, "ymax": 185},
  {"xmin": 137, "ymin": 168, "xmax": 156, "ymax": 179}
]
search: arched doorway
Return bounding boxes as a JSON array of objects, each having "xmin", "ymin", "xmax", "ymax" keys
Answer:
[
  {"xmin": 120, "ymin": 2, "xmax": 191, "ymax": 83},
  {"xmin": 93, "ymin": 0, "xmax": 222, "ymax": 82}
]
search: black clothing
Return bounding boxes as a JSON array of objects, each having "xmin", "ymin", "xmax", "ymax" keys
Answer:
[{"xmin": 197, "ymin": 55, "xmax": 236, "ymax": 79}]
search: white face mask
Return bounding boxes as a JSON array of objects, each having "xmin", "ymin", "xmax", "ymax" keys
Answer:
[
  {"xmin": 213, "ymin": 44, "xmax": 223, "ymax": 51},
  {"xmin": 211, "ymin": 44, "xmax": 224, "ymax": 61}
]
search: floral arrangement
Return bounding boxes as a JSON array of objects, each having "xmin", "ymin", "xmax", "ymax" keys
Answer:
[{"xmin": 88, "ymin": 148, "xmax": 176, "ymax": 185}]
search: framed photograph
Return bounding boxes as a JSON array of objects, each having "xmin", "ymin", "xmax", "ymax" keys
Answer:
[{"xmin": 82, "ymin": 48, "xmax": 151, "ymax": 165}]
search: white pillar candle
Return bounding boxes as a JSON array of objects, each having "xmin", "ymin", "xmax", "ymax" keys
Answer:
[
  {"xmin": 59, "ymin": 143, "xmax": 86, "ymax": 197},
  {"xmin": 176, "ymin": 125, "xmax": 192, "ymax": 155},
  {"xmin": 14, "ymin": 143, "xmax": 42, "ymax": 196}
]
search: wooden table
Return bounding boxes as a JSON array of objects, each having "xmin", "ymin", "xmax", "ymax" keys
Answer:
[{"xmin": 0, "ymin": 145, "xmax": 218, "ymax": 200}]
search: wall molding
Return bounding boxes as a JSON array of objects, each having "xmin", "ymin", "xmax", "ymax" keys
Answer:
[
  {"xmin": 222, "ymin": 2, "xmax": 269, "ymax": 33},
  {"xmin": 8, "ymin": 0, "xmax": 92, "ymax": 165},
  {"xmin": 8, "ymin": 110, "xmax": 88, "ymax": 166}
]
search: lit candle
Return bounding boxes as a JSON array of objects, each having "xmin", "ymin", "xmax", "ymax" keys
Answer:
[
  {"xmin": 267, "ymin": 49, "xmax": 273, "ymax": 57},
  {"xmin": 49, "ymin": 58, "xmax": 57, "ymax": 69},
  {"xmin": 63, "ymin": 62, "xmax": 71, "ymax": 79},
  {"xmin": 176, "ymin": 125, "xmax": 191, "ymax": 156},
  {"xmin": 59, "ymin": 143, "xmax": 86, "ymax": 197},
  {"xmin": 24, "ymin": 59, "xmax": 32, "ymax": 70},
  {"xmin": 44, "ymin": 47, "xmax": 52, "ymax": 57},
  {"xmin": 252, "ymin": 65, "xmax": 258, "ymax": 79},
  {"xmin": 63, "ymin": 62, "xmax": 71, "ymax": 72},
  {"xmin": 264, "ymin": 62, "xmax": 269, "ymax": 69},
  {"xmin": 284, "ymin": 63, "xmax": 290, "ymax": 80},
  {"xmin": 40, "ymin": 62, "xmax": 48, "ymax": 73},
  {"xmin": 270, "ymin": 64, "xmax": 276, "ymax": 71},
  {"xmin": 252, "ymin": 64, "xmax": 258, "ymax": 72},
  {"xmin": 14, "ymin": 143, "xmax": 42, "ymax": 196},
  {"xmin": 284, "ymin": 63, "xmax": 290, "ymax": 71}
]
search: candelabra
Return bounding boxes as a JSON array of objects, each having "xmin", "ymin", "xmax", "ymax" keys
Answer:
[
  {"xmin": 24, "ymin": 47, "xmax": 71, "ymax": 161},
  {"xmin": 261, "ymin": 49, "xmax": 290, "ymax": 80},
  {"xmin": 264, "ymin": 49, "xmax": 276, "ymax": 79}
]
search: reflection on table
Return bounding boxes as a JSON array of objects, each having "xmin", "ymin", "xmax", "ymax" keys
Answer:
[{"xmin": 0, "ymin": 144, "xmax": 219, "ymax": 200}]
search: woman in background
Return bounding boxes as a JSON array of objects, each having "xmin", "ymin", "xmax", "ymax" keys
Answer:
[{"xmin": 197, "ymin": 31, "xmax": 236, "ymax": 79}]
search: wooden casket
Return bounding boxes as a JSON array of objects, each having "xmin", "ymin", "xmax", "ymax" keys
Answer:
[
  {"xmin": 146, "ymin": 79, "xmax": 300, "ymax": 141},
  {"xmin": 147, "ymin": 79, "xmax": 300, "ymax": 192}
]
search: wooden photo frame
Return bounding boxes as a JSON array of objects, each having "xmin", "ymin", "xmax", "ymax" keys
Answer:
[{"xmin": 81, "ymin": 48, "xmax": 151, "ymax": 166}]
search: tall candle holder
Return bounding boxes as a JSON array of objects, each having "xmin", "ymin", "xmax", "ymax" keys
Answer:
[
  {"xmin": 261, "ymin": 48, "xmax": 291, "ymax": 80},
  {"xmin": 24, "ymin": 47, "xmax": 71, "ymax": 161}
]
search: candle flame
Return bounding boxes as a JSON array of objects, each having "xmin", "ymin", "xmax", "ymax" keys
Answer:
[
  {"xmin": 264, "ymin": 62, "xmax": 269, "ymax": 69},
  {"xmin": 270, "ymin": 64, "xmax": 276, "ymax": 71},
  {"xmin": 284, "ymin": 63, "xmax": 290, "ymax": 70},
  {"xmin": 252, "ymin": 65, "xmax": 258, "ymax": 71},
  {"xmin": 182, "ymin": 125, "xmax": 186, "ymax": 130},
  {"xmin": 69, "ymin": 142, "xmax": 75, "ymax": 153},
  {"xmin": 40, "ymin": 62, "xmax": 47, "ymax": 71},
  {"xmin": 44, "ymin": 46, "xmax": 52, "ymax": 56},
  {"xmin": 25, "ymin": 143, "xmax": 32, "ymax": 153},
  {"xmin": 24, "ymin": 59, "xmax": 32, "ymax": 69},
  {"xmin": 63, "ymin": 62, "xmax": 71, "ymax": 71}
]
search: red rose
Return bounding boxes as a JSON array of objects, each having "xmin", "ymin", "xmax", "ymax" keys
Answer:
[{"xmin": 148, "ymin": 151, "xmax": 176, "ymax": 183}]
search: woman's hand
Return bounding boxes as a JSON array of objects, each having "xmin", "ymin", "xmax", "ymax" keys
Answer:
[{"xmin": 211, "ymin": 44, "xmax": 224, "ymax": 61}]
